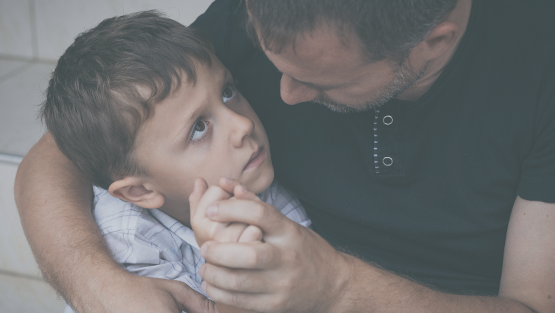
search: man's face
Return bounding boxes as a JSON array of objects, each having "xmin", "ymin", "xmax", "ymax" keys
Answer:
[
  {"xmin": 261, "ymin": 28, "xmax": 426, "ymax": 112},
  {"xmin": 134, "ymin": 57, "xmax": 274, "ymax": 215}
]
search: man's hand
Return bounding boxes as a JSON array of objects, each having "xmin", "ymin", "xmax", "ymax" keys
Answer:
[
  {"xmin": 196, "ymin": 179, "xmax": 552, "ymax": 313},
  {"xmin": 87, "ymin": 273, "xmax": 218, "ymax": 313},
  {"xmin": 197, "ymin": 178, "xmax": 352, "ymax": 313}
]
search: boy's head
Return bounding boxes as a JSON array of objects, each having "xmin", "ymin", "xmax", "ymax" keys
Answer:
[{"xmin": 42, "ymin": 11, "xmax": 274, "ymax": 221}]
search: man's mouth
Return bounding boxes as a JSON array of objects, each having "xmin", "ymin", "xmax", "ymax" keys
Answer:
[{"xmin": 244, "ymin": 147, "xmax": 265, "ymax": 171}]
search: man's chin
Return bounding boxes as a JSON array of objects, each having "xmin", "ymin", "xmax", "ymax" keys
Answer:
[{"xmin": 311, "ymin": 99, "xmax": 382, "ymax": 114}]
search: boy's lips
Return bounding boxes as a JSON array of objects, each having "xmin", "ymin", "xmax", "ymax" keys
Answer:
[{"xmin": 244, "ymin": 147, "xmax": 265, "ymax": 171}]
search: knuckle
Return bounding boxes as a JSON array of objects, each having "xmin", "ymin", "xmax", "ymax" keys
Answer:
[
  {"xmin": 243, "ymin": 248, "xmax": 260, "ymax": 267},
  {"xmin": 250, "ymin": 202, "xmax": 267, "ymax": 221}
]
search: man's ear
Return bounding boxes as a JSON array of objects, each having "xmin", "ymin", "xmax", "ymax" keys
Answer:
[
  {"xmin": 108, "ymin": 177, "xmax": 165, "ymax": 209},
  {"xmin": 420, "ymin": 21, "xmax": 461, "ymax": 60}
]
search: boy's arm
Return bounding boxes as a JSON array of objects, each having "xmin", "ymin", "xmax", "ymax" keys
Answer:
[{"xmin": 14, "ymin": 133, "xmax": 216, "ymax": 313}]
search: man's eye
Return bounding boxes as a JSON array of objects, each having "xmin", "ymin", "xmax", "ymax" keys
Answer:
[
  {"xmin": 222, "ymin": 85, "xmax": 236, "ymax": 103},
  {"xmin": 190, "ymin": 120, "xmax": 208, "ymax": 141}
]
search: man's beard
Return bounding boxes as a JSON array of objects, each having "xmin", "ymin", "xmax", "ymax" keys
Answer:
[{"xmin": 311, "ymin": 59, "xmax": 428, "ymax": 113}]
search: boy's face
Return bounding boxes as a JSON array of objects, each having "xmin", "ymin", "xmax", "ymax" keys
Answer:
[{"xmin": 133, "ymin": 57, "xmax": 274, "ymax": 218}]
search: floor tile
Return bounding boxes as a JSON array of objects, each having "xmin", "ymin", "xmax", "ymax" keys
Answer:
[
  {"xmin": 35, "ymin": 0, "xmax": 213, "ymax": 60},
  {"xmin": 0, "ymin": 273, "xmax": 66, "ymax": 313},
  {"xmin": 0, "ymin": 62, "xmax": 52, "ymax": 156},
  {"xmin": 0, "ymin": 162, "xmax": 41, "ymax": 277},
  {"xmin": 0, "ymin": 0, "xmax": 34, "ymax": 59}
]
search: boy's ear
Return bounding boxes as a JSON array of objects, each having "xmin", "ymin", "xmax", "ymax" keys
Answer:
[{"xmin": 108, "ymin": 177, "xmax": 165, "ymax": 209}]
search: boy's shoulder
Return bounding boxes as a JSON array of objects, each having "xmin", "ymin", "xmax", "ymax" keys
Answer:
[{"xmin": 93, "ymin": 187, "xmax": 200, "ymax": 263}]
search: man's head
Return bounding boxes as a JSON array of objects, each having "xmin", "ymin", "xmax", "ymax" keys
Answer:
[
  {"xmin": 42, "ymin": 11, "xmax": 274, "ymax": 223},
  {"xmin": 247, "ymin": 0, "xmax": 465, "ymax": 112}
]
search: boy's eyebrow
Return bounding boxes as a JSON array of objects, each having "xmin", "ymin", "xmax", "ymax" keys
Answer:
[{"xmin": 172, "ymin": 69, "xmax": 234, "ymax": 145}]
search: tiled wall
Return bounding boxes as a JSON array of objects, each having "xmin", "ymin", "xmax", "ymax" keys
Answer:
[{"xmin": 0, "ymin": 1, "xmax": 212, "ymax": 311}]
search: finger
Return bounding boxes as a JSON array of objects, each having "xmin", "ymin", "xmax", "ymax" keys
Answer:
[
  {"xmin": 233, "ymin": 184, "xmax": 260, "ymax": 201},
  {"xmin": 213, "ymin": 222, "xmax": 249, "ymax": 243},
  {"xmin": 200, "ymin": 263, "xmax": 269, "ymax": 294},
  {"xmin": 189, "ymin": 178, "xmax": 209, "ymax": 216},
  {"xmin": 194, "ymin": 185, "xmax": 232, "ymax": 219},
  {"xmin": 218, "ymin": 177, "xmax": 243, "ymax": 194},
  {"xmin": 203, "ymin": 282, "xmax": 277, "ymax": 312},
  {"xmin": 238, "ymin": 225, "xmax": 263, "ymax": 243},
  {"xmin": 206, "ymin": 198, "xmax": 292, "ymax": 237},
  {"xmin": 200, "ymin": 241, "xmax": 279, "ymax": 270},
  {"xmin": 170, "ymin": 281, "xmax": 218, "ymax": 313}
]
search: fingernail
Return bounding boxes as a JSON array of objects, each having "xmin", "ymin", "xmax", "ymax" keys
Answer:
[
  {"xmin": 223, "ymin": 177, "xmax": 232, "ymax": 184},
  {"xmin": 198, "ymin": 265, "xmax": 205, "ymax": 277},
  {"xmin": 240, "ymin": 185, "xmax": 248, "ymax": 194},
  {"xmin": 206, "ymin": 204, "xmax": 218, "ymax": 216},
  {"xmin": 201, "ymin": 281, "xmax": 207, "ymax": 291},
  {"xmin": 200, "ymin": 244, "xmax": 208, "ymax": 257}
]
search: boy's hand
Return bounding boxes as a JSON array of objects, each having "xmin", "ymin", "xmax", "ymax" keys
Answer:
[
  {"xmin": 189, "ymin": 178, "xmax": 263, "ymax": 246},
  {"xmin": 189, "ymin": 178, "xmax": 233, "ymax": 246}
]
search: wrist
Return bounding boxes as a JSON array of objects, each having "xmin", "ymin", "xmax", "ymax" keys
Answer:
[{"xmin": 320, "ymin": 252, "xmax": 357, "ymax": 313}]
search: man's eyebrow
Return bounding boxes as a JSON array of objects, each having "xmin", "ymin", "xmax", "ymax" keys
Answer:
[{"xmin": 288, "ymin": 75, "xmax": 347, "ymax": 91}]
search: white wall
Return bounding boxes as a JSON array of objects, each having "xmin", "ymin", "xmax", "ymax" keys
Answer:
[{"xmin": 0, "ymin": 1, "xmax": 213, "ymax": 311}]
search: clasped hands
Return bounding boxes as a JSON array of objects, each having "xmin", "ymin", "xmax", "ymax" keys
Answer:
[{"xmin": 188, "ymin": 177, "xmax": 351, "ymax": 313}]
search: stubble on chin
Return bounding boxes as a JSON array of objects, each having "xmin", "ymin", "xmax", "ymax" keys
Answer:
[{"xmin": 311, "ymin": 60, "xmax": 428, "ymax": 113}]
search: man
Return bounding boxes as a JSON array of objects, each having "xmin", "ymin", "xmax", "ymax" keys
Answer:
[{"xmin": 15, "ymin": 0, "xmax": 555, "ymax": 312}]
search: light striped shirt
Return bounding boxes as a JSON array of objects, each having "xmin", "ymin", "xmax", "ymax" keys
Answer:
[{"xmin": 64, "ymin": 180, "xmax": 310, "ymax": 313}]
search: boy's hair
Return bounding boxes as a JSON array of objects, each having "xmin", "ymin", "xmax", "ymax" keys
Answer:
[
  {"xmin": 246, "ymin": 0, "xmax": 458, "ymax": 62},
  {"xmin": 41, "ymin": 10, "xmax": 214, "ymax": 190}
]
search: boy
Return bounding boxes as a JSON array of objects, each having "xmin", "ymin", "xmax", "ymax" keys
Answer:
[{"xmin": 41, "ymin": 11, "xmax": 310, "ymax": 313}]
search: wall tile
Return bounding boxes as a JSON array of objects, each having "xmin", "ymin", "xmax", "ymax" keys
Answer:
[
  {"xmin": 0, "ymin": 0, "xmax": 34, "ymax": 59},
  {"xmin": 0, "ymin": 63, "xmax": 51, "ymax": 156},
  {"xmin": 0, "ymin": 60, "xmax": 29, "ymax": 79},
  {"xmin": 35, "ymin": 0, "xmax": 213, "ymax": 60},
  {"xmin": 0, "ymin": 273, "xmax": 66, "ymax": 313}
]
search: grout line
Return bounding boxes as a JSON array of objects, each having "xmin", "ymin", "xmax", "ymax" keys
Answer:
[
  {"xmin": 0, "ymin": 269, "xmax": 44, "ymax": 282},
  {"xmin": 0, "ymin": 62, "xmax": 35, "ymax": 84},
  {"xmin": 29, "ymin": 0, "xmax": 39, "ymax": 60},
  {"xmin": 0, "ymin": 53, "xmax": 57, "ymax": 64},
  {"xmin": 0, "ymin": 153, "xmax": 24, "ymax": 165}
]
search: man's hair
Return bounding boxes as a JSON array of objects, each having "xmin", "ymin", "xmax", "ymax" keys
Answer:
[
  {"xmin": 246, "ymin": 0, "xmax": 459, "ymax": 62},
  {"xmin": 41, "ymin": 10, "xmax": 214, "ymax": 190}
]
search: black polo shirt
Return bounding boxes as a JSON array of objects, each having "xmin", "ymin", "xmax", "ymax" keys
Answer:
[{"xmin": 192, "ymin": 0, "xmax": 555, "ymax": 295}]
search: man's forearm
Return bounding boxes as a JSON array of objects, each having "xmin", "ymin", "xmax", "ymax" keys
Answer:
[
  {"xmin": 333, "ymin": 254, "xmax": 535, "ymax": 313},
  {"xmin": 14, "ymin": 133, "xmax": 124, "ymax": 311}
]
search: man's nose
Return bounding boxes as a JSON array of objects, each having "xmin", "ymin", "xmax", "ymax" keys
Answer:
[{"xmin": 280, "ymin": 74, "xmax": 319, "ymax": 105}]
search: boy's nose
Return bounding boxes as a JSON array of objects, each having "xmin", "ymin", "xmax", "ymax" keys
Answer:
[
  {"xmin": 229, "ymin": 111, "xmax": 255, "ymax": 148},
  {"xmin": 280, "ymin": 74, "xmax": 319, "ymax": 105}
]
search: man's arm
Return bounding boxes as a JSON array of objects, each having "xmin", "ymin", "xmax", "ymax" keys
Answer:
[
  {"xmin": 198, "ymin": 193, "xmax": 555, "ymax": 313},
  {"xmin": 14, "ymin": 133, "xmax": 217, "ymax": 313}
]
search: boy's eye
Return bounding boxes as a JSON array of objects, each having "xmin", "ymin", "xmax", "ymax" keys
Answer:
[
  {"xmin": 222, "ymin": 85, "xmax": 236, "ymax": 103},
  {"xmin": 191, "ymin": 120, "xmax": 208, "ymax": 141}
]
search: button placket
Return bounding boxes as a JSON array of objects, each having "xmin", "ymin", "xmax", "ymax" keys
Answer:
[
  {"xmin": 372, "ymin": 110, "xmax": 398, "ymax": 174},
  {"xmin": 373, "ymin": 109, "xmax": 380, "ymax": 173}
]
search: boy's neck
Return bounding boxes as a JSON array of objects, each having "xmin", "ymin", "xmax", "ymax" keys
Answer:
[{"xmin": 158, "ymin": 200, "xmax": 192, "ymax": 228}]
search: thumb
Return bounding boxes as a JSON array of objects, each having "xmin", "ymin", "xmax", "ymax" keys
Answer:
[
  {"xmin": 189, "ymin": 178, "xmax": 209, "ymax": 217},
  {"xmin": 177, "ymin": 286, "xmax": 218, "ymax": 313}
]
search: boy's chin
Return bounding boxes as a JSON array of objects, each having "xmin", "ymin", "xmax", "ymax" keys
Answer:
[{"xmin": 246, "ymin": 167, "xmax": 274, "ymax": 194}]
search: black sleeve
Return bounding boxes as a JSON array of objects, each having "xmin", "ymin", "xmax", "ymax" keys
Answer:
[{"xmin": 517, "ymin": 55, "xmax": 555, "ymax": 203}]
